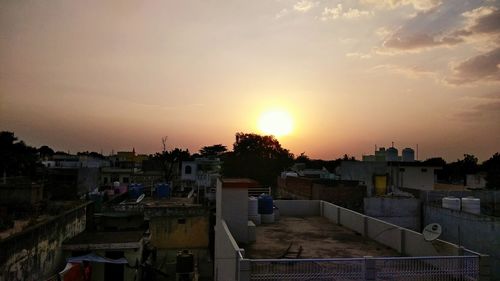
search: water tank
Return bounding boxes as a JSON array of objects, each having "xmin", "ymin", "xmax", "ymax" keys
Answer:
[
  {"xmin": 386, "ymin": 147, "xmax": 399, "ymax": 161},
  {"xmin": 113, "ymin": 181, "xmax": 120, "ymax": 188},
  {"xmin": 249, "ymin": 214, "xmax": 261, "ymax": 225},
  {"xmin": 176, "ymin": 250, "xmax": 194, "ymax": 273},
  {"xmin": 157, "ymin": 183, "xmax": 171, "ymax": 198},
  {"xmin": 248, "ymin": 197, "xmax": 258, "ymax": 217},
  {"xmin": 402, "ymin": 148, "xmax": 415, "ymax": 162},
  {"xmin": 461, "ymin": 197, "xmax": 480, "ymax": 214},
  {"xmin": 442, "ymin": 197, "xmax": 461, "ymax": 211},
  {"xmin": 258, "ymin": 194, "xmax": 273, "ymax": 214},
  {"xmin": 261, "ymin": 213, "xmax": 275, "ymax": 224},
  {"xmin": 129, "ymin": 184, "xmax": 144, "ymax": 199}
]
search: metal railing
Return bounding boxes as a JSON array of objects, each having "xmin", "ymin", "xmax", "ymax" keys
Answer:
[{"xmin": 247, "ymin": 256, "xmax": 479, "ymax": 281}]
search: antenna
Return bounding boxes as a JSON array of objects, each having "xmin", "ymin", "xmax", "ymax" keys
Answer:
[
  {"xmin": 422, "ymin": 223, "xmax": 442, "ymax": 241},
  {"xmin": 416, "ymin": 144, "xmax": 419, "ymax": 161},
  {"xmin": 392, "ymin": 141, "xmax": 394, "ymax": 148}
]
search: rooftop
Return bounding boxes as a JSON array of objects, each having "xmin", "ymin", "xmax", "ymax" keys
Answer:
[
  {"xmin": 62, "ymin": 230, "xmax": 144, "ymax": 250},
  {"xmin": 244, "ymin": 216, "xmax": 399, "ymax": 259}
]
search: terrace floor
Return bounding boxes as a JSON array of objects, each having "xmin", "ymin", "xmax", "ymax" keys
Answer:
[{"xmin": 244, "ymin": 216, "xmax": 400, "ymax": 259}]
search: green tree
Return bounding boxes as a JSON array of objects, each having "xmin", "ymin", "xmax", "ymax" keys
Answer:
[{"xmin": 222, "ymin": 133, "xmax": 294, "ymax": 187}]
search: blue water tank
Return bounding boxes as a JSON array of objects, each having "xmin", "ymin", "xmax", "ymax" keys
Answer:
[
  {"xmin": 258, "ymin": 194, "xmax": 273, "ymax": 214},
  {"xmin": 128, "ymin": 184, "xmax": 138, "ymax": 199},
  {"xmin": 129, "ymin": 183, "xmax": 144, "ymax": 199},
  {"xmin": 157, "ymin": 183, "xmax": 171, "ymax": 198}
]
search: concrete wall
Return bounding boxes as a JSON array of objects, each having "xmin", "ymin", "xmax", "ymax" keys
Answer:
[
  {"xmin": 274, "ymin": 200, "xmax": 320, "ymax": 217},
  {"xmin": 319, "ymin": 201, "xmax": 474, "ymax": 258},
  {"xmin": 410, "ymin": 189, "xmax": 500, "ymax": 217},
  {"xmin": 214, "ymin": 220, "xmax": 243, "ymax": 281},
  {"xmin": 150, "ymin": 215, "xmax": 209, "ymax": 249},
  {"xmin": 364, "ymin": 197, "xmax": 421, "ymax": 231},
  {"xmin": 216, "ymin": 181, "xmax": 248, "ymax": 243},
  {"xmin": 389, "ymin": 166, "xmax": 437, "ymax": 190},
  {"xmin": 424, "ymin": 205, "xmax": 500, "ymax": 279},
  {"xmin": 0, "ymin": 202, "xmax": 90, "ymax": 281}
]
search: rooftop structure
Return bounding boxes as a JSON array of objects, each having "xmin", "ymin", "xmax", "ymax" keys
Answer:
[{"xmin": 214, "ymin": 178, "xmax": 489, "ymax": 281}]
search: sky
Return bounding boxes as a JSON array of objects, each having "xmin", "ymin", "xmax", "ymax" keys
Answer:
[{"xmin": 0, "ymin": 0, "xmax": 499, "ymax": 161}]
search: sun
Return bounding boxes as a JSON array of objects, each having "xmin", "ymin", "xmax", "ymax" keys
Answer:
[{"xmin": 258, "ymin": 110, "xmax": 294, "ymax": 137}]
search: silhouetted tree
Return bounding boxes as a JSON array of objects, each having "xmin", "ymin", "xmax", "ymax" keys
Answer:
[
  {"xmin": 423, "ymin": 157, "xmax": 447, "ymax": 167},
  {"xmin": 483, "ymin": 153, "xmax": 500, "ymax": 190},
  {"xmin": 199, "ymin": 144, "xmax": 227, "ymax": 157},
  {"xmin": 150, "ymin": 136, "xmax": 191, "ymax": 181},
  {"xmin": 222, "ymin": 133, "xmax": 294, "ymax": 186},
  {"xmin": 0, "ymin": 131, "xmax": 39, "ymax": 179},
  {"xmin": 38, "ymin": 145, "xmax": 55, "ymax": 159}
]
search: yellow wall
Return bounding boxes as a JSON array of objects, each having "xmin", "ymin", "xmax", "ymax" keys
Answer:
[{"xmin": 150, "ymin": 216, "xmax": 209, "ymax": 249}]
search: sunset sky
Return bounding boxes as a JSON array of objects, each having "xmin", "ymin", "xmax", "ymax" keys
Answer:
[{"xmin": 1, "ymin": 0, "xmax": 499, "ymax": 161}]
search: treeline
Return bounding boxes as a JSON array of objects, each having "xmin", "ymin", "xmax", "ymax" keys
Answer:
[{"xmin": 1, "ymin": 131, "xmax": 499, "ymax": 189}]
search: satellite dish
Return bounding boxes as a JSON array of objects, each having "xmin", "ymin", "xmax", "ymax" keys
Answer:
[
  {"xmin": 422, "ymin": 223, "xmax": 442, "ymax": 241},
  {"xmin": 136, "ymin": 194, "xmax": 145, "ymax": 203}
]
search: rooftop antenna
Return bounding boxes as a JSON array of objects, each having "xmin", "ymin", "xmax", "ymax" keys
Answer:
[
  {"xmin": 392, "ymin": 141, "xmax": 394, "ymax": 148},
  {"xmin": 375, "ymin": 144, "xmax": 377, "ymax": 152}
]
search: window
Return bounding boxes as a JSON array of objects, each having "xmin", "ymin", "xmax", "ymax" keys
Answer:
[
  {"xmin": 178, "ymin": 218, "xmax": 186, "ymax": 224},
  {"xmin": 122, "ymin": 177, "xmax": 129, "ymax": 183},
  {"xmin": 104, "ymin": 177, "xmax": 108, "ymax": 184},
  {"xmin": 399, "ymin": 168, "xmax": 405, "ymax": 172},
  {"xmin": 185, "ymin": 165, "xmax": 192, "ymax": 175},
  {"xmin": 421, "ymin": 168, "xmax": 427, "ymax": 172}
]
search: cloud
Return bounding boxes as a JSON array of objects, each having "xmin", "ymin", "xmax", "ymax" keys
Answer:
[
  {"xmin": 321, "ymin": 4, "xmax": 373, "ymax": 21},
  {"xmin": 446, "ymin": 47, "xmax": 500, "ymax": 85},
  {"xmin": 382, "ymin": 31, "xmax": 463, "ymax": 50},
  {"xmin": 293, "ymin": 0, "xmax": 318, "ymax": 12},
  {"xmin": 371, "ymin": 64, "xmax": 436, "ymax": 79},
  {"xmin": 362, "ymin": 0, "xmax": 442, "ymax": 11},
  {"xmin": 456, "ymin": 100, "xmax": 500, "ymax": 122},
  {"xmin": 450, "ymin": 6, "xmax": 500, "ymax": 42},
  {"xmin": 346, "ymin": 52, "xmax": 372, "ymax": 59},
  {"xmin": 380, "ymin": 5, "xmax": 500, "ymax": 52}
]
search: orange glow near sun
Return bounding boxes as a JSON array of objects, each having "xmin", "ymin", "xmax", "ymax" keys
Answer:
[{"xmin": 258, "ymin": 109, "xmax": 294, "ymax": 137}]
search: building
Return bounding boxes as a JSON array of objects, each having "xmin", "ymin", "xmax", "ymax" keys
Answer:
[
  {"xmin": 337, "ymin": 160, "xmax": 441, "ymax": 194},
  {"xmin": 214, "ymin": 178, "xmax": 489, "ymax": 281},
  {"xmin": 0, "ymin": 202, "xmax": 92, "ymax": 281}
]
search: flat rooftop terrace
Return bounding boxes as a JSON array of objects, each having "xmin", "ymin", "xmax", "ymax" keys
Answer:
[{"xmin": 244, "ymin": 216, "xmax": 400, "ymax": 259}]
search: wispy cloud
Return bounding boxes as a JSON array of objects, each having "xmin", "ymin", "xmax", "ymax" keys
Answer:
[
  {"xmin": 371, "ymin": 64, "xmax": 436, "ymax": 79},
  {"xmin": 362, "ymin": 0, "xmax": 442, "ymax": 11},
  {"xmin": 293, "ymin": 0, "xmax": 318, "ymax": 12},
  {"xmin": 321, "ymin": 4, "xmax": 373, "ymax": 21},
  {"xmin": 445, "ymin": 47, "xmax": 500, "ymax": 85},
  {"xmin": 346, "ymin": 52, "xmax": 372, "ymax": 59}
]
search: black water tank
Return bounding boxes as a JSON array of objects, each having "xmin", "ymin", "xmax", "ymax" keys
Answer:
[{"xmin": 176, "ymin": 250, "xmax": 194, "ymax": 273}]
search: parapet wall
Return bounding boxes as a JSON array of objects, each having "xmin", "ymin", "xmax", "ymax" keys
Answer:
[{"xmin": 0, "ymin": 202, "xmax": 91, "ymax": 281}]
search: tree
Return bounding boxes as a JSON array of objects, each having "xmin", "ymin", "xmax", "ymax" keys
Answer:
[
  {"xmin": 0, "ymin": 131, "xmax": 39, "ymax": 179},
  {"xmin": 38, "ymin": 145, "xmax": 55, "ymax": 159},
  {"xmin": 222, "ymin": 133, "xmax": 294, "ymax": 187},
  {"xmin": 483, "ymin": 153, "xmax": 500, "ymax": 190},
  {"xmin": 199, "ymin": 144, "xmax": 227, "ymax": 157},
  {"xmin": 423, "ymin": 157, "xmax": 446, "ymax": 167},
  {"xmin": 150, "ymin": 136, "xmax": 191, "ymax": 182}
]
